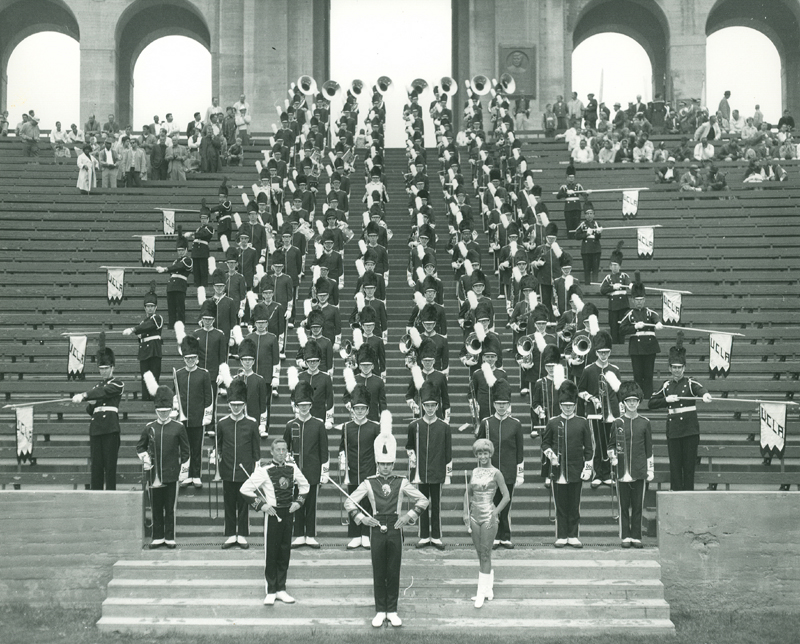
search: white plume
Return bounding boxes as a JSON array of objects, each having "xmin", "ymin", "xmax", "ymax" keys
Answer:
[
  {"xmin": 208, "ymin": 257, "xmax": 217, "ymax": 276},
  {"xmin": 414, "ymin": 291, "xmax": 426, "ymax": 310},
  {"xmin": 344, "ymin": 367, "xmax": 357, "ymax": 394},
  {"xmin": 267, "ymin": 237, "xmax": 276, "ymax": 254},
  {"xmin": 604, "ymin": 371, "xmax": 622, "ymax": 393},
  {"xmin": 233, "ymin": 212, "xmax": 242, "ymax": 228},
  {"xmin": 379, "ymin": 410, "xmax": 393, "ymax": 435},
  {"xmin": 362, "ymin": 211, "xmax": 370, "ymax": 227},
  {"xmin": 553, "ymin": 364, "xmax": 566, "ymax": 390},
  {"xmin": 411, "ymin": 365, "xmax": 425, "ymax": 391},
  {"xmin": 512, "ymin": 267, "xmax": 522, "ymax": 283},
  {"xmin": 143, "ymin": 371, "xmax": 159, "ymax": 397},
  {"xmin": 355, "ymin": 258, "xmax": 365, "ymax": 277},
  {"xmin": 220, "ymin": 235, "xmax": 230, "ymax": 252},
  {"xmin": 296, "ymin": 326, "xmax": 308, "ymax": 347},
  {"xmin": 457, "ymin": 241, "xmax": 467, "ymax": 258},
  {"xmin": 534, "ymin": 332, "xmax": 547, "ymax": 353},
  {"xmin": 314, "ymin": 242, "xmax": 323, "ymax": 259},
  {"xmin": 174, "ymin": 321, "xmax": 186, "ymax": 346},
  {"xmin": 551, "ymin": 241, "xmax": 563, "ymax": 258},
  {"xmin": 416, "ymin": 244, "xmax": 425, "ymax": 259},
  {"xmin": 312, "ymin": 265, "xmax": 321, "ymax": 283},
  {"xmin": 464, "ymin": 259, "xmax": 474, "ymax": 276},
  {"xmin": 475, "ymin": 323, "xmax": 486, "ymax": 342},
  {"xmin": 355, "ymin": 291, "xmax": 365, "ymax": 312},
  {"xmin": 287, "ymin": 366, "xmax": 299, "ymax": 391},
  {"xmin": 571, "ymin": 293, "xmax": 584, "ymax": 313},
  {"xmin": 564, "ymin": 275, "xmax": 574, "ymax": 291},
  {"xmin": 218, "ymin": 362, "xmax": 233, "ymax": 387},
  {"xmin": 467, "ymin": 290, "xmax": 478, "ymax": 310},
  {"xmin": 352, "ymin": 327, "xmax": 364, "ymax": 349},
  {"xmin": 415, "ymin": 267, "xmax": 425, "ymax": 283},
  {"xmin": 409, "ymin": 327, "xmax": 423, "ymax": 348},
  {"xmin": 232, "ymin": 325, "xmax": 244, "ymax": 346},
  {"xmin": 528, "ymin": 291, "xmax": 539, "ymax": 309},
  {"xmin": 539, "ymin": 212, "xmax": 549, "ymax": 227},
  {"xmin": 358, "ymin": 239, "xmax": 368, "ymax": 255},
  {"xmin": 303, "ymin": 299, "xmax": 313, "ymax": 317},
  {"xmin": 316, "ymin": 219, "xmax": 325, "ymax": 235},
  {"xmin": 196, "ymin": 286, "xmax": 206, "ymax": 306},
  {"xmin": 255, "ymin": 264, "xmax": 265, "ymax": 280},
  {"xmin": 482, "ymin": 362, "xmax": 497, "ymax": 388},
  {"xmin": 246, "ymin": 291, "xmax": 258, "ymax": 312},
  {"xmin": 588, "ymin": 314, "xmax": 600, "ymax": 336}
]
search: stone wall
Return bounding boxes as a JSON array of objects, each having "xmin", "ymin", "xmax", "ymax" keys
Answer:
[
  {"xmin": 657, "ymin": 491, "xmax": 800, "ymax": 612},
  {"xmin": 0, "ymin": 491, "xmax": 143, "ymax": 606}
]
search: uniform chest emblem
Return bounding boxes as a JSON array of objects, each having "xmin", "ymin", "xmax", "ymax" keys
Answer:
[
  {"xmin": 279, "ymin": 477, "xmax": 290, "ymax": 489},
  {"xmin": 381, "ymin": 483, "xmax": 392, "ymax": 497}
]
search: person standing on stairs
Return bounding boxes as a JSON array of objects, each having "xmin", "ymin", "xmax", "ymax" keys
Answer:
[
  {"xmin": 465, "ymin": 438, "xmax": 511, "ymax": 608},
  {"xmin": 122, "ymin": 285, "xmax": 163, "ymax": 402}
]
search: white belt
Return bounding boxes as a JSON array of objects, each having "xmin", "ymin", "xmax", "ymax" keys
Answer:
[
  {"xmin": 611, "ymin": 290, "xmax": 627, "ymax": 296},
  {"xmin": 194, "ymin": 239, "xmax": 209, "ymax": 245},
  {"xmin": 171, "ymin": 274, "xmax": 188, "ymax": 280},
  {"xmin": 94, "ymin": 406, "xmax": 118, "ymax": 414},
  {"xmin": 668, "ymin": 406, "xmax": 696, "ymax": 414},
  {"xmin": 634, "ymin": 331, "xmax": 655, "ymax": 336},
  {"xmin": 142, "ymin": 335, "xmax": 161, "ymax": 342}
]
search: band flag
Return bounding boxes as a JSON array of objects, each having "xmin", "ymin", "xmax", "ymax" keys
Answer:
[
  {"xmin": 637, "ymin": 227, "xmax": 654, "ymax": 258},
  {"xmin": 162, "ymin": 209, "xmax": 175, "ymax": 235},
  {"xmin": 16, "ymin": 406, "xmax": 34, "ymax": 464},
  {"xmin": 662, "ymin": 291, "xmax": 682, "ymax": 323},
  {"xmin": 107, "ymin": 268, "xmax": 124, "ymax": 303},
  {"xmin": 709, "ymin": 333, "xmax": 732, "ymax": 375},
  {"xmin": 622, "ymin": 190, "xmax": 639, "ymax": 219},
  {"xmin": 68, "ymin": 335, "xmax": 87, "ymax": 380},
  {"xmin": 760, "ymin": 403, "xmax": 787, "ymax": 459},
  {"xmin": 141, "ymin": 235, "xmax": 155, "ymax": 266}
]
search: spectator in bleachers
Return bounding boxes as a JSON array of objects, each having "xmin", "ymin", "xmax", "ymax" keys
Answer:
[
  {"xmin": 776, "ymin": 123, "xmax": 792, "ymax": 144},
  {"xmin": 631, "ymin": 95, "xmax": 647, "ymax": 117},
  {"xmin": 612, "ymin": 102, "xmax": 628, "ymax": 132},
  {"xmin": 584, "ymin": 93, "xmax": 597, "ymax": 129},
  {"xmin": 729, "ymin": 109, "xmax": 745, "ymax": 135},
  {"xmin": 150, "ymin": 131, "xmax": 169, "ymax": 180},
  {"xmin": 778, "ymin": 133, "xmax": 796, "ymax": 160},
  {"xmin": 693, "ymin": 139, "xmax": 715, "ymax": 162},
  {"xmin": 777, "ymin": 109, "xmax": 795, "ymax": 130},
  {"xmin": 187, "ymin": 112, "xmax": 203, "ymax": 138},
  {"xmin": 0, "ymin": 110, "xmax": 9, "ymax": 136},
  {"xmin": 752, "ymin": 104, "xmax": 764, "ymax": 129},
  {"xmin": 652, "ymin": 140, "xmax": 668, "ymax": 163},
  {"xmin": 19, "ymin": 114, "xmax": 40, "ymax": 158},
  {"xmin": 595, "ymin": 111, "xmax": 610, "ymax": 134},
  {"xmin": 740, "ymin": 117, "xmax": 757, "ymax": 141},
  {"xmin": 664, "ymin": 109, "xmax": 680, "ymax": 134},
  {"xmin": 151, "ymin": 115, "xmax": 162, "ymax": 137},
  {"xmin": 98, "ymin": 137, "xmax": 119, "ymax": 188},
  {"xmin": 138, "ymin": 125, "xmax": 156, "ymax": 176},
  {"xmin": 166, "ymin": 134, "xmax": 188, "ymax": 181},
  {"xmin": 567, "ymin": 92, "xmax": 584, "ymax": 128},
  {"xmin": 102, "ymin": 114, "xmax": 118, "ymax": 137},
  {"xmin": 632, "ymin": 136, "xmax": 653, "ymax": 163},
  {"xmin": 84, "ymin": 114, "xmax": 100, "ymax": 141},
  {"xmin": 630, "ymin": 112, "xmax": 651, "ymax": 137},
  {"xmin": 15, "ymin": 112, "xmax": 28, "ymax": 136},
  {"xmin": 76, "ymin": 144, "xmax": 99, "ymax": 195},
  {"xmin": 235, "ymin": 107, "xmax": 252, "ymax": 145},
  {"xmin": 571, "ymin": 138, "xmax": 594, "ymax": 163},
  {"xmin": 186, "ymin": 129, "xmax": 201, "ymax": 171},
  {"xmin": 654, "ymin": 156, "xmax": 678, "ymax": 183},
  {"xmin": 718, "ymin": 90, "xmax": 731, "ymax": 124},
  {"xmin": 613, "ymin": 138, "xmax": 631, "ymax": 163},
  {"xmin": 205, "ymin": 96, "xmax": 224, "ymax": 126},
  {"xmin": 66, "ymin": 123, "xmax": 84, "ymax": 153},
  {"xmin": 233, "ymin": 94, "xmax": 250, "ymax": 115},
  {"xmin": 553, "ymin": 95, "xmax": 568, "ymax": 131},
  {"xmin": 226, "ymin": 137, "xmax": 243, "ymax": 166},
  {"xmin": 679, "ymin": 163, "xmax": 703, "ymax": 192},
  {"xmin": 542, "ymin": 104, "xmax": 557, "ymax": 138},
  {"xmin": 50, "ymin": 121, "xmax": 71, "ymax": 163},
  {"xmin": 715, "ymin": 109, "xmax": 729, "ymax": 133},
  {"xmin": 220, "ymin": 107, "xmax": 235, "ymax": 146},
  {"xmin": 702, "ymin": 165, "xmax": 728, "ymax": 192},
  {"xmin": 597, "ymin": 138, "xmax": 615, "ymax": 164},
  {"xmin": 648, "ymin": 94, "xmax": 667, "ymax": 133},
  {"xmin": 716, "ymin": 137, "xmax": 743, "ymax": 161},
  {"xmin": 694, "ymin": 114, "xmax": 721, "ymax": 142},
  {"xmin": 200, "ymin": 124, "xmax": 221, "ymax": 172},
  {"xmin": 163, "ymin": 113, "xmax": 180, "ymax": 138}
]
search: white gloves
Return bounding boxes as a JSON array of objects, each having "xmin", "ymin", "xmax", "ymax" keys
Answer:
[
  {"xmin": 338, "ymin": 451, "xmax": 347, "ymax": 471},
  {"xmin": 609, "ymin": 451, "xmax": 618, "ymax": 466},
  {"xmin": 515, "ymin": 463, "xmax": 524, "ymax": 486},
  {"xmin": 647, "ymin": 456, "xmax": 655, "ymax": 482},
  {"xmin": 71, "ymin": 393, "xmax": 85, "ymax": 404},
  {"xmin": 179, "ymin": 461, "xmax": 189, "ymax": 482},
  {"xmin": 580, "ymin": 461, "xmax": 593, "ymax": 481},
  {"xmin": 634, "ymin": 321, "xmax": 645, "ymax": 330},
  {"xmin": 122, "ymin": 328, "xmax": 134, "ymax": 336},
  {"xmin": 320, "ymin": 461, "xmax": 330, "ymax": 485},
  {"xmin": 655, "ymin": 322, "xmax": 663, "ymax": 330},
  {"xmin": 702, "ymin": 393, "xmax": 713, "ymax": 403},
  {"xmin": 407, "ymin": 450, "xmax": 417, "ymax": 469},
  {"xmin": 665, "ymin": 394, "xmax": 679, "ymax": 403},
  {"xmin": 271, "ymin": 377, "xmax": 279, "ymax": 389}
]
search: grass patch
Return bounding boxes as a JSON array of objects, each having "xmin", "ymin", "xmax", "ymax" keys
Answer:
[{"xmin": 0, "ymin": 605, "xmax": 795, "ymax": 644}]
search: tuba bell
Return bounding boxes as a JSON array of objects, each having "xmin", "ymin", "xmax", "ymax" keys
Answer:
[
  {"xmin": 409, "ymin": 78, "xmax": 428, "ymax": 96},
  {"xmin": 571, "ymin": 331, "xmax": 592, "ymax": 357},
  {"xmin": 398, "ymin": 334, "xmax": 413, "ymax": 354},
  {"xmin": 375, "ymin": 76, "xmax": 392, "ymax": 94},
  {"xmin": 498, "ymin": 73, "xmax": 516, "ymax": 95},
  {"xmin": 339, "ymin": 339, "xmax": 354, "ymax": 361},
  {"xmin": 321, "ymin": 80, "xmax": 341, "ymax": 100},
  {"xmin": 350, "ymin": 79, "xmax": 365, "ymax": 96},
  {"xmin": 465, "ymin": 332, "xmax": 483, "ymax": 356},
  {"xmin": 297, "ymin": 75, "xmax": 317, "ymax": 95},
  {"xmin": 440, "ymin": 76, "xmax": 458, "ymax": 97},
  {"xmin": 517, "ymin": 334, "xmax": 535, "ymax": 357},
  {"xmin": 470, "ymin": 75, "xmax": 491, "ymax": 95}
]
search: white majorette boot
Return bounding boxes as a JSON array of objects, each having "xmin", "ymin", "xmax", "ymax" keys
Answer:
[
  {"xmin": 474, "ymin": 572, "xmax": 490, "ymax": 608},
  {"xmin": 487, "ymin": 569, "xmax": 494, "ymax": 601}
]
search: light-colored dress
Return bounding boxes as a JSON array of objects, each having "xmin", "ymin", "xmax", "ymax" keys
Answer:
[{"xmin": 469, "ymin": 466, "xmax": 499, "ymax": 526}]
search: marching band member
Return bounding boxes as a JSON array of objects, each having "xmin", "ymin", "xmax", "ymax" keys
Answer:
[
  {"xmin": 354, "ymin": 248, "xmax": 386, "ymax": 301},
  {"xmin": 137, "ymin": 385, "xmax": 190, "ymax": 549},
  {"xmin": 245, "ymin": 301, "xmax": 280, "ymax": 412},
  {"xmin": 235, "ymin": 235, "xmax": 259, "ymax": 318},
  {"xmin": 573, "ymin": 201, "xmax": 602, "ymax": 286},
  {"xmin": 531, "ymin": 343, "xmax": 564, "ymax": 437},
  {"xmin": 458, "ymin": 274, "xmax": 494, "ymax": 335},
  {"xmin": 552, "ymin": 252, "xmax": 583, "ymax": 317},
  {"xmin": 409, "ymin": 277, "xmax": 448, "ymax": 337},
  {"xmin": 72, "ymin": 343, "xmax": 124, "ymax": 490},
  {"xmin": 405, "ymin": 341, "xmax": 450, "ymax": 420},
  {"xmin": 406, "ymin": 381, "xmax": 453, "ymax": 550},
  {"xmin": 477, "ymin": 379, "xmax": 524, "ymax": 549},
  {"xmin": 303, "ymin": 310, "xmax": 334, "ymax": 374},
  {"xmin": 599, "ymin": 241, "xmax": 630, "ymax": 344},
  {"xmin": 285, "ymin": 380, "xmax": 329, "ymax": 549},
  {"xmin": 234, "ymin": 338, "xmax": 269, "ymax": 438},
  {"xmin": 350, "ymin": 273, "xmax": 387, "ymax": 340},
  {"xmin": 210, "ymin": 269, "xmax": 237, "ymax": 345},
  {"xmin": 315, "ymin": 279, "xmax": 342, "ymax": 351},
  {"xmin": 417, "ymin": 306, "xmax": 449, "ymax": 375},
  {"xmin": 297, "ymin": 340, "xmax": 334, "ymax": 429},
  {"xmin": 648, "ymin": 334, "xmax": 712, "ymax": 491},
  {"xmin": 186, "ymin": 206, "xmax": 214, "ymax": 288},
  {"xmin": 555, "ymin": 165, "xmax": 584, "ymax": 240},
  {"xmin": 358, "ymin": 307, "xmax": 386, "ymax": 378},
  {"xmin": 619, "ymin": 272, "xmax": 662, "ymax": 398},
  {"xmin": 339, "ymin": 385, "xmax": 382, "ymax": 549},
  {"xmin": 468, "ymin": 336, "xmax": 507, "ymax": 423},
  {"xmin": 345, "ymin": 421, "xmax": 429, "ymax": 628},
  {"xmin": 217, "ymin": 379, "xmax": 260, "ymax": 550},
  {"xmin": 194, "ymin": 299, "xmax": 226, "ymax": 402},
  {"xmin": 542, "ymin": 381, "xmax": 594, "ymax": 548},
  {"xmin": 466, "ymin": 438, "xmax": 511, "ymax": 609},
  {"xmin": 155, "ymin": 236, "xmax": 192, "ymax": 329},
  {"xmin": 609, "ymin": 381, "xmax": 653, "ymax": 548},
  {"xmin": 531, "ymin": 222, "xmax": 562, "ymax": 317},
  {"xmin": 266, "ymin": 251, "xmax": 295, "ymax": 329},
  {"xmin": 257, "ymin": 276, "xmax": 287, "ymax": 354},
  {"xmin": 223, "ymin": 247, "xmax": 247, "ymax": 322},
  {"xmin": 343, "ymin": 345, "xmax": 387, "ymax": 422},
  {"xmin": 240, "ymin": 437, "xmax": 309, "ymax": 606},
  {"xmin": 577, "ymin": 330, "xmax": 622, "ymax": 488},
  {"xmin": 122, "ymin": 285, "xmax": 163, "ymax": 401},
  {"xmin": 363, "ymin": 221, "xmax": 390, "ymax": 281},
  {"xmin": 174, "ymin": 336, "xmax": 213, "ymax": 488}
]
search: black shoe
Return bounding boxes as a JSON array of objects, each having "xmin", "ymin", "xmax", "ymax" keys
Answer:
[
  {"xmin": 238, "ymin": 541, "xmax": 249, "ymax": 550},
  {"xmin": 779, "ymin": 484, "xmax": 791, "ymax": 491},
  {"xmin": 431, "ymin": 541, "xmax": 445, "ymax": 551},
  {"xmin": 148, "ymin": 541, "xmax": 165, "ymax": 550},
  {"xmin": 221, "ymin": 540, "xmax": 237, "ymax": 550},
  {"xmin": 762, "ymin": 457, "xmax": 772, "ymax": 466},
  {"xmin": 745, "ymin": 433, "xmax": 755, "ymax": 442},
  {"xmin": 165, "ymin": 542, "xmax": 177, "ymax": 549},
  {"xmin": 707, "ymin": 484, "xmax": 718, "ymax": 491},
  {"xmin": 415, "ymin": 540, "xmax": 430, "ymax": 549},
  {"xmin": 631, "ymin": 540, "xmax": 644, "ymax": 549},
  {"xmin": 621, "ymin": 541, "xmax": 632, "ymax": 549}
]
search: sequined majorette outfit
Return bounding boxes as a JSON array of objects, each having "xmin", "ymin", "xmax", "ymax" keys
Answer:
[{"xmin": 469, "ymin": 466, "xmax": 499, "ymax": 526}]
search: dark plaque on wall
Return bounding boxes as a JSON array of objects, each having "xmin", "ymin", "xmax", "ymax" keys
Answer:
[{"xmin": 499, "ymin": 46, "xmax": 536, "ymax": 98}]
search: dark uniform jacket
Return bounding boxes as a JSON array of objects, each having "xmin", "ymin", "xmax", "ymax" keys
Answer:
[
  {"xmin": 235, "ymin": 372, "xmax": 268, "ymax": 428},
  {"xmin": 619, "ymin": 308, "xmax": 661, "ymax": 355},
  {"xmin": 86, "ymin": 377, "xmax": 124, "ymax": 436},
  {"xmin": 470, "ymin": 366, "xmax": 507, "ymax": 422},
  {"xmin": 195, "ymin": 327, "xmax": 226, "ymax": 383},
  {"xmin": 137, "ymin": 419, "xmax": 190, "ymax": 483},
  {"xmin": 405, "ymin": 369, "xmax": 449, "ymax": 419},
  {"xmin": 649, "ymin": 376, "xmax": 707, "ymax": 439},
  {"xmin": 245, "ymin": 331, "xmax": 279, "ymax": 386},
  {"xmin": 599, "ymin": 272, "xmax": 632, "ymax": 311},
  {"xmin": 343, "ymin": 372, "xmax": 387, "ymax": 421},
  {"xmin": 541, "ymin": 414, "xmax": 594, "ymax": 483},
  {"xmin": 191, "ymin": 224, "xmax": 213, "ymax": 259},
  {"xmin": 574, "ymin": 220, "xmax": 602, "ymax": 255},
  {"xmin": 166, "ymin": 256, "xmax": 192, "ymax": 293},
  {"xmin": 298, "ymin": 369, "xmax": 334, "ymax": 421},
  {"xmin": 318, "ymin": 303, "xmax": 342, "ymax": 344},
  {"xmin": 478, "ymin": 414, "xmax": 524, "ymax": 484},
  {"xmin": 610, "ymin": 415, "xmax": 653, "ymax": 480},
  {"xmin": 284, "ymin": 416, "xmax": 328, "ymax": 484},
  {"xmin": 174, "ymin": 366, "xmax": 213, "ymax": 427},
  {"xmin": 217, "ymin": 413, "xmax": 261, "ymax": 482},
  {"xmin": 212, "ymin": 295, "xmax": 238, "ymax": 340},
  {"xmin": 578, "ymin": 362, "xmax": 622, "ymax": 420},
  {"xmin": 406, "ymin": 417, "xmax": 452, "ymax": 484},
  {"xmin": 339, "ymin": 419, "xmax": 381, "ymax": 484},
  {"xmin": 134, "ymin": 314, "xmax": 163, "ymax": 360}
]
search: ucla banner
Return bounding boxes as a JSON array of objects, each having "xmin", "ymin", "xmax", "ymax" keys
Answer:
[
  {"xmin": 709, "ymin": 333, "xmax": 732, "ymax": 375},
  {"xmin": 662, "ymin": 291, "xmax": 682, "ymax": 323},
  {"xmin": 637, "ymin": 227, "xmax": 654, "ymax": 258},
  {"xmin": 622, "ymin": 190, "xmax": 639, "ymax": 219},
  {"xmin": 68, "ymin": 335, "xmax": 87, "ymax": 380},
  {"xmin": 141, "ymin": 235, "xmax": 155, "ymax": 266},
  {"xmin": 16, "ymin": 407, "xmax": 34, "ymax": 464},
  {"xmin": 162, "ymin": 209, "xmax": 175, "ymax": 235},
  {"xmin": 107, "ymin": 268, "xmax": 124, "ymax": 303},
  {"xmin": 760, "ymin": 403, "xmax": 787, "ymax": 459}
]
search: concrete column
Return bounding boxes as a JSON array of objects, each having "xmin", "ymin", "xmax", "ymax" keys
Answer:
[
  {"xmin": 663, "ymin": 1, "xmax": 706, "ymax": 102},
  {"xmin": 782, "ymin": 51, "xmax": 800, "ymax": 116},
  {"xmin": 79, "ymin": 40, "xmax": 118, "ymax": 128},
  {"xmin": 0, "ymin": 69, "xmax": 7, "ymax": 114},
  {"xmin": 539, "ymin": 0, "xmax": 568, "ymax": 105},
  {"xmin": 249, "ymin": 0, "xmax": 289, "ymax": 132},
  {"xmin": 215, "ymin": 0, "xmax": 245, "ymax": 105}
]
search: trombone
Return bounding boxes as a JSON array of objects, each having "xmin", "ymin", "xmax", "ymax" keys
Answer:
[{"xmin": 207, "ymin": 395, "xmax": 221, "ymax": 520}]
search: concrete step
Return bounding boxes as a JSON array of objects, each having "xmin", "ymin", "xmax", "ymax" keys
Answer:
[{"xmin": 97, "ymin": 615, "xmax": 676, "ymax": 635}]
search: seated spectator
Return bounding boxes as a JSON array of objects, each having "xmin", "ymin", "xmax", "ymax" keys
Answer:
[
  {"xmin": 50, "ymin": 121, "xmax": 71, "ymax": 163},
  {"xmin": 227, "ymin": 137, "xmax": 243, "ymax": 166},
  {"xmin": 187, "ymin": 112, "xmax": 203, "ymax": 138},
  {"xmin": 632, "ymin": 137, "xmax": 651, "ymax": 162},
  {"xmin": 66, "ymin": 123, "xmax": 84, "ymax": 152},
  {"xmin": 777, "ymin": 109, "xmax": 795, "ymax": 131},
  {"xmin": 743, "ymin": 159, "xmax": 766, "ymax": 183},
  {"xmin": 1, "ymin": 110, "xmax": 10, "ymax": 136},
  {"xmin": 16, "ymin": 112, "xmax": 29, "ymax": 136},
  {"xmin": 654, "ymin": 156, "xmax": 678, "ymax": 184},
  {"xmin": 664, "ymin": 110, "xmax": 680, "ymax": 134},
  {"xmin": 597, "ymin": 138, "xmax": 616, "ymax": 164},
  {"xmin": 766, "ymin": 158, "xmax": 788, "ymax": 181},
  {"xmin": 614, "ymin": 138, "xmax": 632, "ymax": 163},
  {"xmin": 715, "ymin": 110, "xmax": 730, "ymax": 134},
  {"xmin": 84, "ymin": 114, "xmax": 100, "ymax": 141},
  {"xmin": 630, "ymin": 112, "xmax": 651, "ymax": 137},
  {"xmin": 776, "ymin": 123, "xmax": 792, "ymax": 143},
  {"xmin": 778, "ymin": 133, "xmax": 797, "ymax": 160},
  {"xmin": 695, "ymin": 114, "xmax": 721, "ymax": 142},
  {"xmin": 102, "ymin": 114, "xmax": 118, "ymax": 138},
  {"xmin": 716, "ymin": 138, "xmax": 742, "ymax": 161},
  {"xmin": 693, "ymin": 139, "xmax": 715, "ymax": 162},
  {"xmin": 596, "ymin": 113, "xmax": 610, "ymax": 134},
  {"xmin": 680, "ymin": 163, "xmax": 703, "ymax": 192},
  {"xmin": 652, "ymin": 140, "xmax": 669, "ymax": 163},
  {"xmin": 729, "ymin": 109, "xmax": 745, "ymax": 135},
  {"xmin": 740, "ymin": 117, "xmax": 757, "ymax": 141},
  {"xmin": 672, "ymin": 136, "xmax": 693, "ymax": 162},
  {"xmin": 703, "ymin": 164, "xmax": 728, "ymax": 191},
  {"xmin": 571, "ymin": 138, "xmax": 594, "ymax": 163}
]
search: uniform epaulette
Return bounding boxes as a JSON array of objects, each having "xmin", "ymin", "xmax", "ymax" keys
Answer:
[
  {"xmin": 638, "ymin": 415, "xmax": 651, "ymax": 422},
  {"xmin": 244, "ymin": 414, "xmax": 257, "ymax": 422}
]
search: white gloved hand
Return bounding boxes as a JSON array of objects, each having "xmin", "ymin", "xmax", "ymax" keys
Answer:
[
  {"xmin": 122, "ymin": 328, "xmax": 133, "ymax": 336},
  {"xmin": 271, "ymin": 377, "xmax": 279, "ymax": 388},
  {"xmin": 647, "ymin": 470, "xmax": 655, "ymax": 482},
  {"xmin": 258, "ymin": 423, "xmax": 266, "ymax": 435},
  {"xmin": 634, "ymin": 321, "xmax": 645, "ymax": 330},
  {"xmin": 71, "ymin": 393, "xmax": 85, "ymax": 404},
  {"xmin": 580, "ymin": 462, "xmax": 593, "ymax": 481},
  {"xmin": 285, "ymin": 309, "xmax": 292, "ymax": 319},
  {"xmin": 325, "ymin": 419, "xmax": 333, "ymax": 430},
  {"xmin": 320, "ymin": 473, "xmax": 330, "ymax": 485},
  {"xmin": 338, "ymin": 452, "xmax": 346, "ymax": 470},
  {"xmin": 665, "ymin": 394, "xmax": 679, "ymax": 403},
  {"xmin": 155, "ymin": 266, "xmax": 166, "ymax": 273},
  {"xmin": 702, "ymin": 393, "xmax": 713, "ymax": 403},
  {"xmin": 655, "ymin": 322, "xmax": 664, "ymax": 330},
  {"xmin": 229, "ymin": 337, "xmax": 235, "ymax": 347},
  {"xmin": 238, "ymin": 309, "xmax": 245, "ymax": 319},
  {"xmin": 444, "ymin": 476, "xmax": 451, "ymax": 485},
  {"xmin": 515, "ymin": 475, "xmax": 524, "ymax": 487},
  {"xmin": 610, "ymin": 454, "xmax": 618, "ymax": 466},
  {"xmin": 407, "ymin": 450, "xmax": 417, "ymax": 469}
]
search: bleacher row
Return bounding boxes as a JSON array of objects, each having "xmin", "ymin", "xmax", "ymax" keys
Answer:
[{"xmin": 0, "ymin": 132, "xmax": 797, "ymax": 542}]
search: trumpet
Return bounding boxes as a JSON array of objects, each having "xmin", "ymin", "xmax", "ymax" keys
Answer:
[
  {"xmin": 321, "ymin": 80, "xmax": 341, "ymax": 100},
  {"xmin": 497, "ymin": 73, "xmax": 516, "ymax": 95},
  {"xmin": 375, "ymin": 76, "xmax": 392, "ymax": 94},
  {"xmin": 297, "ymin": 75, "xmax": 316, "ymax": 95},
  {"xmin": 571, "ymin": 331, "xmax": 592, "ymax": 357},
  {"xmin": 350, "ymin": 79, "xmax": 365, "ymax": 96},
  {"xmin": 465, "ymin": 332, "xmax": 483, "ymax": 356},
  {"xmin": 440, "ymin": 76, "xmax": 458, "ymax": 97},
  {"xmin": 470, "ymin": 75, "xmax": 491, "ymax": 95}
]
